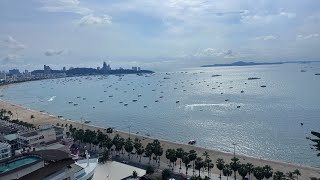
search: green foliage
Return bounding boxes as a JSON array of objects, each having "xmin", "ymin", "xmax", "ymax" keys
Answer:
[
  {"xmin": 132, "ymin": 170, "xmax": 138, "ymax": 178},
  {"xmin": 263, "ymin": 165, "xmax": 273, "ymax": 179},
  {"xmin": 162, "ymin": 169, "xmax": 172, "ymax": 180},
  {"xmin": 253, "ymin": 166, "xmax": 265, "ymax": 180},
  {"xmin": 273, "ymin": 171, "xmax": 285, "ymax": 180},
  {"xmin": 146, "ymin": 165, "xmax": 154, "ymax": 174}
]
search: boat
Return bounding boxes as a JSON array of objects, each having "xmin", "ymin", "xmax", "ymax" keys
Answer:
[
  {"xmin": 144, "ymin": 105, "xmax": 147, "ymax": 108},
  {"xmin": 74, "ymin": 150, "xmax": 98, "ymax": 180},
  {"xmin": 74, "ymin": 104, "xmax": 78, "ymax": 106},
  {"xmin": 188, "ymin": 140, "xmax": 196, "ymax": 145},
  {"xmin": 132, "ymin": 100, "xmax": 137, "ymax": 102},
  {"xmin": 99, "ymin": 100, "xmax": 104, "ymax": 103},
  {"xmin": 241, "ymin": 90, "xmax": 244, "ymax": 93},
  {"xmin": 84, "ymin": 120, "xmax": 91, "ymax": 124},
  {"xmin": 301, "ymin": 70, "xmax": 306, "ymax": 72},
  {"xmin": 163, "ymin": 77, "xmax": 170, "ymax": 79},
  {"xmin": 119, "ymin": 102, "xmax": 123, "ymax": 104},
  {"xmin": 124, "ymin": 103, "xmax": 128, "ymax": 106},
  {"xmin": 211, "ymin": 75, "xmax": 222, "ymax": 77},
  {"xmin": 225, "ymin": 99, "xmax": 229, "ymax": 102},
  {"xmin": 108, "ymin": 95, "xmax": 113, "ymax": 97},
  {"xmin": 155, "ymin": 100, "xmax": 159, "ymax": 102},
  {"xmin": 237, "ymin": 106, "xmax": 241, "ymax": 108},
  {"xmin": 248, "ymin": 77, "xmax": 261, "ymax": 80},
  {"xmin": 176, "ymin": 101, "xmax": 180, "ymax": 103},
  {"xmin": 261, "ymin": 85, "xmax": 267, "ymax": 88},
  {"xmin": 138, "ymin": 95, "xmax": 142, "ymax": 97},
  {"xmin": 68, "ymin": 101, "xmax": 73, "ymax": 104},
  {"xmin": 315, "ymin": 73, "xmax": 320, "ymax": 75}
]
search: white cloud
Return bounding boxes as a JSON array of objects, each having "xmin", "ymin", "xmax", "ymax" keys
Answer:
[
  {"xmin": 279, "ymin": 12, "xmax": 296, "ymax": 18},
  {"xmin": 78, "ymin": 14, "xmax": 112, "ymax": 26},
  {"xmin": 1, "ymin": 54, "xmax": 21, "ymax": 64},
  {"xmin": 195, "ymin": 48, "xmax": 238, "ymax": 59},
  {"xmin": 1, "ymin": 35, "xmax": 25, "ymax": 50},
  {"xmin": 255, "ymin": 35, "xmax": 277, "ymax": 41},
  {"xmin": 296, "ymin": 33, "xmax": 319, "ymax": 40},
  {"xmin": 39, "ymin": 0, "xmax": 92, "ymax": 15},
  {"xmin": 44, "ymin": 49, "xmax": 65, "ymax": 56}
]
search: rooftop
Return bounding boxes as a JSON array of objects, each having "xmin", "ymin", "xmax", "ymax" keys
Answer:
[
  {"xmin": 20, "ymin": 131, "xmax": 38, "ymax": 137},
  {"xmin": 0, "ymin": 142, "xmax": 10, "ymax": 149},
  {"xmin": 4, "ymin": 134, "xmax": 17, "ymax": 141},
  {"xmin": 0, "ymin": 155, "xmax": 42, "ymax": 176},
  {"xmin": 30, "ymin": 149, "xmax": 71, "ymax": 161}
]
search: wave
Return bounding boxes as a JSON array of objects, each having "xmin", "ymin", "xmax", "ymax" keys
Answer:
[{"xmin": 48, "ymin": 96, "xmax": 56, "ymax": 102}]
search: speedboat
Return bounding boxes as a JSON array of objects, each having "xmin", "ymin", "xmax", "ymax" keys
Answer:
[{"xmin": 188, "ymin": 140, "xmax": 196, "ymax": 145}]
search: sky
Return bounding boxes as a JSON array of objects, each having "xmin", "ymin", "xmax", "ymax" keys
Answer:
[{"xmin": 0, "ymin": 0, "xmax": 320, "ymax": 71}]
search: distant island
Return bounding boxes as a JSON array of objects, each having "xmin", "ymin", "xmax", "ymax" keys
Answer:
[{"xmin": 201, "ymin": 60, "xmax": 320, "ymax": 67}]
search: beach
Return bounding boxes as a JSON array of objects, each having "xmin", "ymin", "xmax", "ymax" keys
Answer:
[{"xmin": 0, "ymin": 98, "xmax": 319, "ymax": 179}]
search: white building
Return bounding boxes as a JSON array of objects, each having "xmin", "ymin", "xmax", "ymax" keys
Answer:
[
  {"xmin": 0, "ymin": 72, "xmax": 6, "ymax": 82},
  {"xmin": 17, "ymin": 125, "xmax": 64, "ymax": 148},
  {"xmin": 0, "ymin": 142, "xmax": 11, "ymax": 160}
]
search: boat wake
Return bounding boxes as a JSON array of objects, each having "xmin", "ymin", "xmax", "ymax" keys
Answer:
[
  {"xmin": 48, "ymin": 96, "xmax": 56, "ymax": 102},
  {"xmin": 185, "ymin": 103, "xmax": 230, "ymax": 110}
]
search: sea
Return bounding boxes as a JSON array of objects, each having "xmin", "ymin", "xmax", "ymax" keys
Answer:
[{"xmin": 1, "ymin": 63, "xmax": 320, "ymax": 167}]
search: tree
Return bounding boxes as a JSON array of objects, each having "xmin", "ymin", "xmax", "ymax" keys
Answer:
[
  {"xmin": 273, "ymin": 171, "xmax": 285, "ymax": 180},
  {"xmin": 189, "ymin": 150, "xmax": 197, "ymax": 175},
  {"xmin": 92, "ymin": 138, "xmax": 99, "ymax": 152},
  {"xmin": 238, "ymin": 164, "xmax": 248, "ymax": 179},
  {"xmin": 182, "ymin": 152, "xmax": 191, "ymax": 175},
  {"xmin": 216, "ymin": 158, "xmax": 225, "ymax": 179},
  {"xmin": 246, "ymin": 163, "xmax": 254, "ymax": 180},
  {"xmin": 223, "ymin": 164, "xmax": 233, "ymax": 180},
  {"xmin": 253, "ymin": 166, "xmax": 265, "ymax": 180},
  {"xmin": 98, "ymin": 149, "xmax": 109, "ymax": 164},
  {"xmin": 146, "ymin": 165, "xmax": 154, "ymax": 174},
  {"xmin": 195, "ymin": 157, "xmax": 204, "ymax": 177},
  {"xmin": 132, "ymin": 171, "xmax": 138, "ymax": 178},
  {"xmin": 293, "ymin": 169, "xmax": 301, "ymax": 180},
  {"xmin": 166, "ymin": 149, "xmax": 177, "ymax": 170},
  {"xmin": 145, "ymin": 143, "xmax": 153, "ymax": 164},
  {"xmin": 136, "ymin": 146, "xmax": 144, "ymax": 163},
  {"xmin": 230, "ymin": 157, "xmax": 241, "ymax": 180},
  {"xmin": 151, "ymin": 140, "xmax": 163, "ymax": 165},
  {"xmin": 263, "ymin": 165, "xmax": 273, "ymax": 179},
  {"xmin": 162, "ymin": 169, "xmax": 172, "ymax": 180},
  {"xmin": 286, "ymin": 172, "xmax": 295, "ymax": 180},
  {"xmin": 176, "ymin": 148, "xmax": 184, "ymax": 170},
  {"xmin": 124, "ymin": 138, "xmax": 133, "ymax": 159}
]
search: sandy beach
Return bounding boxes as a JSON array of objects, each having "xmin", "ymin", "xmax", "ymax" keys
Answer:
[{"xmin": 0, "ymin": 98, "xmax": 319, "ymax": 179}]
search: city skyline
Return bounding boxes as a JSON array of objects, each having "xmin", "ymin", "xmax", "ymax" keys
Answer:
[{"xmin": 0, "ymin": 0, "xmax": 320, "ymax": 71}]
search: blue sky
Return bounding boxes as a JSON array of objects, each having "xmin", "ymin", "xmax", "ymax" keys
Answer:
[{"xmin": 0, "ymin": 0, "xmax": 320, "ymax": 71}]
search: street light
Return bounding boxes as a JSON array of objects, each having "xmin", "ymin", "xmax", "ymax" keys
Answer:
[{"xmin": 232, "ymin": 143, "xmax": 237, "ymax": 158}]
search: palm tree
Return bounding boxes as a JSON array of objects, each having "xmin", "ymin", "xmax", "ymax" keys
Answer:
[
  {"xmin": 176, "ymin": 148, "xmax": 184, "ymax": 170},
  {"xmin": 145, "ymin": 143, "xmax": 153, "ymax": 164},
  {"xmin": 230, "ymin": 157, "xmax": 240, "ymax": 180},
  {"xmin": 246, "ymin": 163, "xmax": 254, "ymax": 180},
  {"xmin": 124, "ymin": 138, "xmax": 133, "ymax": 159},
  {"xmin": 293, "ymin": 169, "xmax": 301, "ymax": 180},
  {"xmin": 166, "ymin": 149, "xmax": 177, "ymax": 170},
  {"xmin": 286, "ymin": 172, "xmax": 295, "ymax": 180},
  {"xmin": 189, "ymin": 150, "xmax": 197, "ymax": 175},
  {"xmin": 223, "ymin": 164, "xmax": 233, "ymax": 180},
  {"xmin": 151, "ymin": 140, "xmax": 163, "ymax": 164},
  {"xmin": 7, "ymin": 110, "xmax": 13, "ymax": 119},
  {"xmin": 238, "ymin": 164, "xmax": 248, "ymax": 179},
  {"xmin": 273, "ymin": 171, "xmax": 285, "ymax": 180},
  {"xmin": 92, "ymin": 138, "xmax": 99, "ymax": 152},
  {"xmin": 134, "ymin": 138, "xmax": 142, "ymax": 158},
  {"xmin": 136, "ymin": 146, "xmax": 144, "ymax": 163},
  {"xmin": 263, "ymin": 165, "xmax": 273, "ymax": 179},
  {"xmin": 253, "ymin": 166, "xmax": 265, "ymax": 180},
  {"xmin": 206, "ymin": 159, "xmax": 214, "ymax": 177},
  {"xmin": 195, "ymin": 157, "xmax": 204, "ymax": 177},
  {"xmin": 182, "ymin": 152, "xmax": 191, "ymax": 175},
  {"xmin": 216, "ymin": 158, "xmax": 225, "ymax": 179}
]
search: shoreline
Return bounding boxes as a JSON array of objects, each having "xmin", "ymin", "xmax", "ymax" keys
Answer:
[{"xmin": 0, "ymin": 99, "xmax": 320, "ymax": 178}]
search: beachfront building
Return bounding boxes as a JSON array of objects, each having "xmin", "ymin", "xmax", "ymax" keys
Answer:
[
  {"xmin": 17, "ymin": 125, "xmax": 64, "ymax": 148},
  {"xmin": 0, "ymin": 149, "xmax": 98, "ymax": 180},
  {"xmin": 0, "ymin": 142, "xmax": 11, "ymax": 161}
]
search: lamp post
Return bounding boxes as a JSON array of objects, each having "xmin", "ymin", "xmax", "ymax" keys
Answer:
[{"xmin": 232, "ymin": 143, "xmax": 237, "ymax": 158}]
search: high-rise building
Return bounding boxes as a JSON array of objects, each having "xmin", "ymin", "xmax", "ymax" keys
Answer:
[
  {"xmin": 101, "ymin": 62, "xmax": 111, "ymax": 73},
  {"xmin": 9, "ymin": 69, "xmax": 20, "ymax": 75},
  {"xmin": 132, "ymin": 67, "xmax": 138, "ymax": 71},
  {"xmin": 62, "ymin": 67, "xmax": 66, "ymax": 71},
  {"xmin": 44, "ymin": 65, "xmax": 51, "ymax": 74}
]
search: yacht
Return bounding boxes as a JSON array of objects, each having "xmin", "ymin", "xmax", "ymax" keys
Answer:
[{"xmin": 188, "ymin": 140, "xmax": 196, "ymax": 145}]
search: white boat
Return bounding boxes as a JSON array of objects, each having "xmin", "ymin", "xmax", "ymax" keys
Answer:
[
  {"xmin": 74, "ymin": 151, "xmax": 98, "ymax": 180},
  {"xmin": 188, "ymin": 140, "xmax": 196, "ymax": 145}
]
